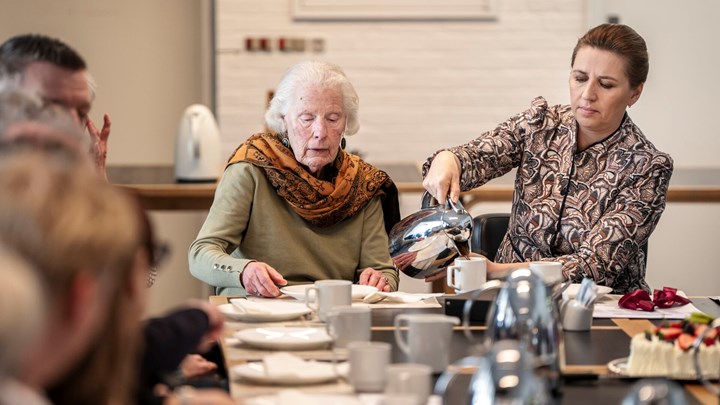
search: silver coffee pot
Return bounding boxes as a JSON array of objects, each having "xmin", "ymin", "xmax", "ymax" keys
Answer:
[
  {"xmin": 462, "ymin": 268, "xmax": 563, "ymax": 392},
  {"xmin": 435, "ymin": 339, "xmax": 550, "ymax": 405},
  {"xmin": 388, "ymin": 192, "xmax": 473, "ymax": 279}
]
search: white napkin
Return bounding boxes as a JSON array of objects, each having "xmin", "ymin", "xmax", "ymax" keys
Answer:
[
  {"xmin": 230, "ymin": 298, "xmax": 308, "ymax": 314},
  {"xmin": 262, "ymin": 352, "xmax": 342, "ymax": 379},
  {"xmin": 363, "ymin": 291, "xmax": 444, "ymax": 303}
]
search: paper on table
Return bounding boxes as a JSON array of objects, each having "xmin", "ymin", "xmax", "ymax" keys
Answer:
[
  {"xmin": 593, "ymin": 294, "xmax": 703, "ymax": 319},
  {"xmin": 364, "ymin": 291, "xmax": 444, "ymax": 303}
]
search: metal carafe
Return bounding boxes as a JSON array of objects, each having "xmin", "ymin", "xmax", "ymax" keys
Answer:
[
  {"xmin": 434, "ymin": 339, "xmax": 550, "ymax": 404},
  {"xmin": 462, "ymin": 268, "xmax": 562, "ymax": 392},
  {"xmin": 388, "ymin": 192, "xmax": 473, "ymax": 279}
]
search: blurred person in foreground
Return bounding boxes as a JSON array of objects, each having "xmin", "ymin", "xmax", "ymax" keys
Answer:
[
  {"xmin": 0, "ymin": 139, "xmax": 143, "ymax": 404},
  {"xmin": 422, "ymin": 24, "xmax": 673, "ymax": 294},
  {"xmin": 0, "ymin": 33, "xmax": 110, "ymax": 178},
  {"xmin": 0, "ymin": 248, "xmax": 46, "ymax": 405},
  {"xmin": 189, "ymin": 61, "xmax": 400, "ymax": 297},
  {"xmin": 0, "ymin": 90, "xmax": 233, "ymax": 404}
]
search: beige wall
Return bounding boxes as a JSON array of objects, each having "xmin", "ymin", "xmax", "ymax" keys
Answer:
[{"xmin": 0, "ymin": 0, "xmax": 212, "ymax": 316}]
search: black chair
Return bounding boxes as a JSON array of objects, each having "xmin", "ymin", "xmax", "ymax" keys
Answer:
[{"xmin": 470, "ymin": 213, "xmax": 511, "ymax": 261}]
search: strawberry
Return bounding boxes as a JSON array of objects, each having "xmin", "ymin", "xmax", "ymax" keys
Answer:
[
  {"xmin": 657, "ymin": 327, "xmax": 683, "ymax": 341},
  {"xmin": 669, "ymin": 321, "xmax": 683, "ymax": 328},
  {"xmin": 677, "ymin": 333, "xmax": 696, "ymax": 351},
  {"xmin": 692, "ymin": 324, "xmax": 717, "ymax": 345}
]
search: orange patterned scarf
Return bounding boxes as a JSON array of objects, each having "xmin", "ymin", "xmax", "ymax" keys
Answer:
[{"xmin": 228, "ymin": 133, "xmax": 397, "ymax": 229}]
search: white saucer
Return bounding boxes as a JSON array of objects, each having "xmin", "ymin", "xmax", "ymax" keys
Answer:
[
  {"xmin": 232, "ymin": 361, "xmax": 349, "ymax": 385},
  {"xmin": 563, "ymin": 284, "xmax": 613, "ymax": 300},
  {"xmin": 280, "ymin": 284, "xmax": 378, "ymax": 301},
  {"xmin": 234, "ymin": 327, "xmax": 333, "ymax": 350},
  {"xmin": 218, "ymin": 301, "xmax": 311, "ymax": 323}
]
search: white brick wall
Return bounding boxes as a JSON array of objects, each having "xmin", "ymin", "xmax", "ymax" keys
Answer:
[{"xmin": 216, "ymin": 0, "xmax": 586, "ymax": 164}]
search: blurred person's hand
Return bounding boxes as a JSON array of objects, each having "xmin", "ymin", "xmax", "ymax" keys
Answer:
[
  {"xmin": 180, "ymin": 354, "xmax": 217, "ymax": 379},
  {"xmin": 86, "ymin": 114, "xmax": 111, "ymax": 180},
  {"xmin": 186, "ymin": 300, "xmax": 225, "ymax": 352}
]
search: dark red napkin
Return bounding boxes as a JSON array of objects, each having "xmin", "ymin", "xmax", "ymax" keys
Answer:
[{"xmin": 618, "ymin": 287, "xmax": 691, "ymax": 311}]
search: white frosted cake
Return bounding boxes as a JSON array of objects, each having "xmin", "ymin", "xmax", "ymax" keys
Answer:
[{"xmin": 626, "ymin": 316, "xmax": 719, "ymax": 378}]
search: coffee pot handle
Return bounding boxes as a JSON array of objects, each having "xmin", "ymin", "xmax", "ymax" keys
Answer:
[
  {"xmin": 421, "ymin": 191, "xmax": 437, "ymax": 209},
  {"xmin": 462, "ymin": 280, "xmax": 504, "ymax": 344}
]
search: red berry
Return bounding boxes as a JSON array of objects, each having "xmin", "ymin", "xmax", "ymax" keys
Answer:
[
  {"xmin": 677, "ymin": 333, "xmax": 696, "ymax": 351},
  {"xmin": 657, "ymin": 327, "xmax": 683, "ymax": 341}
]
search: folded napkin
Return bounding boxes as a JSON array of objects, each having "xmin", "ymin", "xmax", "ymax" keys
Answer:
[
  {"xmin": 618, "ymin": 287, "xmax": 691, "ymax": 312},
  {"xmin": 262, "ymin": 352, "xmax": 345, "ymax": 379},
  {"xmin": 230, "ymin": 298, "xmax": 308, "ymax": 315},
  {"xmin": 363, "ymin": 291, "xmax": 444, "ymax": 303}
]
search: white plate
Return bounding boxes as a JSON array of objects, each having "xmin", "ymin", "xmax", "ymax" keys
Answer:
[
  {"xmin": 280, "ymin": 284, "xmax": 378, "ymax": 302},
  {"xmin": 232, "ymin": 361, "xmax": 349, "ymax": 385},
  {"xmin": 234, "ymin": 327, "xmax": 333, "ymax": 350},
  {"xmin": 563, "ymin": 284, "xmax": 613, "ymax": 300},
  {"xmin": 218, "ymin": 302, "xmax": 311, "ymax": 323},
  {"xmin": 245, "ymin": 392, "xmax": 363, "ymax": 405}
]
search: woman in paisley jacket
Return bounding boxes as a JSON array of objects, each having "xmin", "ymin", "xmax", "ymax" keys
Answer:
[{"xmin": 422, "ymin": 24, "xmax": 673, "ymax": 294}]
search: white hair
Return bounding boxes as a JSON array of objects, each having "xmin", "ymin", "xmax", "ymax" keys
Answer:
[{"xmin": 265, "ymin": 61, "xmax": 360, "ymax": 136}]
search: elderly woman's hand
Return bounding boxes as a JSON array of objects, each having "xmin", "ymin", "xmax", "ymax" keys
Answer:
[
  {"xmin": 359, "ymin": 268, "xmax": 391, "ymax": 292},
  {"xmin": 423, "ymin": 150, "xmax": 462, "ymax": 204},
  {"xmin": 241, "ymin": 262, "xmax": 288, "ymax": 297}
]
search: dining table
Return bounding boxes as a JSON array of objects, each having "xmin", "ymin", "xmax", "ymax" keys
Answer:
[{"xmin": 208, "ymin": 293, "xmax": 720, "ymax": 405}]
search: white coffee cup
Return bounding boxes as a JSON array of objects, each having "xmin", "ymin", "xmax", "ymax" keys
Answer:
[
  {"xmin": 385, "ymin": 363, "xmax": 433, "ymax": 405},
  {"xmin": 394, "ymin": 314, "xmax": 460, "ymax": 373},
  {"xmin": 305, "ymin": 280, "xmax": 352, "ymax": 322},
  {"xmin": 529, "ymin": 261, "xmax": 564, "ymax": 286},
  {"xmin": 347, "ymin": 341, "xmax": 391, "ymax": 392},
  {"xmin": 325, "ymin": 306, "xmax": 371, "ymax": 348},
  {"xmin": 447, "ymin": 256, "xmax": 487, "ymax": 293}
]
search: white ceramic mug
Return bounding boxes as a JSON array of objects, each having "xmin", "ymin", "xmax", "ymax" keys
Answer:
[
  {"xmin": 325, "ymin": 306, "xmax": 371, "ymax": 348},
  {"xmin": 447, "ymin": 257, "xmax": 487, "ymax": 293},
  {"xmin": 394, "ymin": 314, "xmax": 460, "ymax": 373},
  {"xmin": 347, "ymin": 341, "xmax": 391, "ymax": 392},
  {"xmin": 305, "ymin": 280, "xmax": 352, "ymax": 322},
  {"xmin": 529, "ymin": 261, "xmax": 564, "ymax": 286},
  {"xmin": 385, "ymin": 363, "xmax": 433, "ymax": 405}
]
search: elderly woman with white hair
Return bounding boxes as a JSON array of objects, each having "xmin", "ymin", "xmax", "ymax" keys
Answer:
[{"xmin": 189, "ymin": 61, "xmax": 400, "ymax": 297}]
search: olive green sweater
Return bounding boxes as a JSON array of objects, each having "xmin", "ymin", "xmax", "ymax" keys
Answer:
[{"xmin": 188, "ymin": 162, "xmax": 399, "ymax": 295}]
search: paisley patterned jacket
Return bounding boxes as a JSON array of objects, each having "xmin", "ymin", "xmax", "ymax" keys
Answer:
[{"xmin": 423, "ymin": 97, "xmax": 673, "ymax": 294}]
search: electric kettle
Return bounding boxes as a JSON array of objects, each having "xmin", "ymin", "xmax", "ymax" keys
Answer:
[
  {"xmin": 174, "ymin": 104, "xmax": 222, "ymax": 183},
  {"xmin": 388, "ymin": 192, "xmax": 473, "ymax": 279}
]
